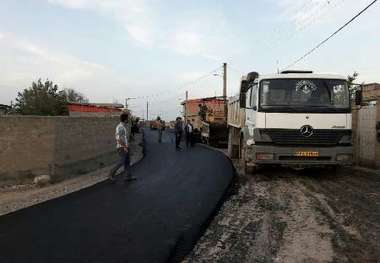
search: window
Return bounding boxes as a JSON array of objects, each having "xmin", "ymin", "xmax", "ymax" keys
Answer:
[
  {"xmin": 250, "ymin": 83, "xmax": 258, "ymax": 108},
  {"xmin": 246, "ymin": 87, "xmax": 252, "ymax": 108},
  {"xmin": 259, "ymin": 78, "xmax": 350, "ymax": 113}
]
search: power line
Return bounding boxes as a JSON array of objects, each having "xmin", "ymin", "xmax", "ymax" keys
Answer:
[
  {"xmin": 283, "ymin": 0, "xmax": 378, "ymax": 70},
  {"xmin": 128, "ymin": 65, "xmax": 222, "ymax": 101},
  {"xmin": 176, "ymin": 66, "xmax": 223, "ymax": 91}
]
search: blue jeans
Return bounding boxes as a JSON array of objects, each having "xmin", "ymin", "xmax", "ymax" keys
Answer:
[{"xmin": 110, "ymin": 148, "xmax": 131, "ymax": 178}]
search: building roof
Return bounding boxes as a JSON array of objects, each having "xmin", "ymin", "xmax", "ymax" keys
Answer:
[
  {"xmin": 68, "ymin": 102, "xmax": 124, "ymax": 108},
  {"xmin": 0, "ymin": 104, "xmax": 11, "ymax": 109},
  {"xmin": 362, "ymin": 83, "xmax": 380, "ymax": 87},
  {"xmin": 181, "ymin": 96, "xmax": 226, "ymax": 105},
  {"xmin": 68, "ymin": 103, "xmax": 123, "ymax": 113}
]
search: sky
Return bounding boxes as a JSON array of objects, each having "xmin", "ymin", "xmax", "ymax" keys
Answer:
[{"xmin": 0, "ymin": 0, "xmax": 379, "ymax": 120}]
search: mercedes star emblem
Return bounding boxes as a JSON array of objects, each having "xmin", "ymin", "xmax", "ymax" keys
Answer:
[{"xmin": 300, "ymin": 125, "xmax": 314, "ymax": 137}]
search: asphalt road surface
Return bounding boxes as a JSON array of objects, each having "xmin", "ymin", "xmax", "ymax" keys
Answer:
[{"xmin": 0, "ymin": 129, "xmax": 234, "ymax": 263}]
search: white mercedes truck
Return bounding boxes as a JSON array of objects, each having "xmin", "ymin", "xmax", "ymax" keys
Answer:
[{"xmin": 227, "ymin": 70, "xmax": 353, "ymax": 172}]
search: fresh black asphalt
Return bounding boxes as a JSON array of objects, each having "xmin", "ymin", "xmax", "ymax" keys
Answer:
[{"xmin": 0, "ymin": 129, "xmax": 234, "ymax": 263}]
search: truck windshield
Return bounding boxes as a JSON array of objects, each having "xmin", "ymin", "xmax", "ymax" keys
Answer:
[{"xmin": 259, "ymin": 78, "xmax": 350, "ymax": 113}]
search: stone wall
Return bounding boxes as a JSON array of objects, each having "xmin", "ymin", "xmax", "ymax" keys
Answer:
[{"xmin": 0, "ymin": 116, "xmax": 119, "ymax": 183}]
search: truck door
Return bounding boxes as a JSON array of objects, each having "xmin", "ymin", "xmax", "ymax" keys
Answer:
[{"xmin": 245, "ymin": 82, "xmax": 258, "ymax": 136}]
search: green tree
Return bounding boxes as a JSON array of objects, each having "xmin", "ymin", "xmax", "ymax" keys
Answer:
[
  {"xmin": 62, "ymin": 88, "xmax": 89, "ymax": 103},
  {"xmin": 15, "ymin": 79, "xmax": 68, "ymax": 115},
  {"xmin": 347, "ymin": 71, "xmax": 359, "ymax": 95}
]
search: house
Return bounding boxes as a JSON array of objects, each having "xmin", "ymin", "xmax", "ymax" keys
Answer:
[
  {"xmin": 67, "ymin": 103, "xmax": 124, "ymax": 117},
  {"xmin": 0, "ymin": 104, "xmax": 11, "ymax": 115},
  {"xmin": 362, "ymin": 83, "xmax": 380, "ymax": 103}
]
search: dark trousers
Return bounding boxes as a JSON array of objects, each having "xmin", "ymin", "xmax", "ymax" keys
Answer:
[
  {"xmin": 110, "ymin": 148, "xmax": 131, "ymax": 177},
  {"xmin": 158, "ymin": 129, "xmax": 163, "ymax": 143},
  {"xmin": 186, "ymin": 132, "xmax": 193, "ymax": 148},
  {"xmin": 175, "ymin": 132, "xmax": 182, "ymax": 149}
]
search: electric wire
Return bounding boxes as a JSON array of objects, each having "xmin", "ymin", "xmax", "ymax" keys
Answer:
[{"xmin": 283, "ymin": 0, "xmax": 378, "ymax": 70}]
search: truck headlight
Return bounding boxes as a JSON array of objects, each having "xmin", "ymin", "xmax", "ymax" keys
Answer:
[
  {"xmin": 338, "ymin": 135, "xmax": 352, "ymax": 145},
  {"xmin": 256, "ymin": 153, "xmax": 274, "ymax": 160},
  {"xmin": 253, "ymin": 129, "xmax": 272, "ymax": 142}
]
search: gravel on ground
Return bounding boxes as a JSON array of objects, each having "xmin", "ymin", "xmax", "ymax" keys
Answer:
[{"xmin": 184, "ymin": 161, "xmax": 380, "ymax": 263}]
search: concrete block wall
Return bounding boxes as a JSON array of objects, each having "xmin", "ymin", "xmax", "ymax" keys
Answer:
[
  {"xmin": 52, "ymin": 117, "xmax": 119, "ymax": 180},
  {"xmin": 351, "ymin": 106, "xmax": 359, "ymax": 164},
  {"xmin": 352, "ymin": 100, "xmax": 380, "ymax": 169},
  {"xmin": 0, "ymin": 116, "xmax": 119, "ymax": 183},
  {"xmin": 0, "ymin": 117, "xmax": 56, "ymax": 182},
  {"xmin": 376, "ymin": 103, "xmax": 380, "ymax": 168}
]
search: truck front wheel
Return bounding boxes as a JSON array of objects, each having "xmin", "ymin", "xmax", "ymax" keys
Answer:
[{"xmin": 240, "ymin": 139, "xmax": 256, "ymax": 175}]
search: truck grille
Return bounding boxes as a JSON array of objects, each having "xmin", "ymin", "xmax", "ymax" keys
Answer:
[{"xmin": 262, "ymin": 129, "xmax": 351, "ymax": 146}]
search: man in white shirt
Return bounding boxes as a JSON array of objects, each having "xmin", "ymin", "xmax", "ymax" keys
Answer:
[
  {"xmin": 109, "ymin": 113, "xmax": 136, "ymax": 182},
  {"xmin": 185, "ymin": 120, "xmax": 194, "ymax": 149}
]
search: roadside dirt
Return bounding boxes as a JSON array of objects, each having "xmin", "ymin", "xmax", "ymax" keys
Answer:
[{"xmin": 184, "ymin": 165, "xmax": 380, "ymax": 263}]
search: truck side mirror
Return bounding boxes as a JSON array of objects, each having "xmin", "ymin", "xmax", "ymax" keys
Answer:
[
  {"xmin": 240, "ymin": 93, "xmax": 246, "ymax": 108},
  {"xmin": 239, "ymin": 80, "xmax": 248, "ymax": 108},
  {"xmin": 355, "ymin": 89, "xmax": 362, "ymax": 106}
]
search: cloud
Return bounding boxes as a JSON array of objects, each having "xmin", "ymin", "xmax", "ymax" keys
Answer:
[
  {"xmin": 48, "ymin": 0, "xmax": 154, "ymax": 46},
  {"xmin": 278, "ymin": 0, "xmax": 342, "ymax": 30},
  {"xmin": 0, "ymin": 32, "xmax": 114, "ymax": 103},
  {"xmin": 171, "ymin": 31, "xmax": 203, "ymax": 56},
  {"xmin": 46, "ymin": 0, "xmax": 244, "ymax": 61},
  {"xmin": 126, "ymin": 24, "xmax": 152, "ymax": 46}
]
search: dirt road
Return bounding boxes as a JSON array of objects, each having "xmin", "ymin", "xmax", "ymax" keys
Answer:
[{"xmin": 185, "ymin": 166, "xmax": 380, "ymax": 263}]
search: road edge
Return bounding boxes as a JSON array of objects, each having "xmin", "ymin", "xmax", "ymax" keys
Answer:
[{"xmin": 166, "ymin": 143, "xmax": 238, "ymax": 263}]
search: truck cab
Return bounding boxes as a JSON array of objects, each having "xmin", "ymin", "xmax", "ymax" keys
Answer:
[{"xmin": 228, "ymin": 71, "xmax": 353, "ymax": 172}]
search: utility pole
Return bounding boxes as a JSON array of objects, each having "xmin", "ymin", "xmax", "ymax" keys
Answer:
[
  {"xmin": 125, "ymin": 97, "xmax": 136, "ymax": 109},
  {"xmin": 146, "ymin": 101, "xmax": 149, "ymax": 121},
  {"xmin": 223, "ymin": 63, "xmax": 228, "ymax": 124},
  {"xmin": 185, "ymin": 91, "xmax": 188, "ymax": 123},
  {"xmin": 223, "ymin": 62, "xmax": 227, "ymax": 99}
]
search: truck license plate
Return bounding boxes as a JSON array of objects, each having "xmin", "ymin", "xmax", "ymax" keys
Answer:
[{"xmin": 294, "ymin": 151, "xmax": 319, "ymax": 157}]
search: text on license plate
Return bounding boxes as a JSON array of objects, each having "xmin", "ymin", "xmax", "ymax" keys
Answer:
[{"xmin": 294, "ymin": 151, "xmax": 319, "ymax": 157}]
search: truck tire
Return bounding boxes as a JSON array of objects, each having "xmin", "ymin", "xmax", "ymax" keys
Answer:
[{"xmin": 239, "ymin": 137, "xmax": 258, "ymax": 175}]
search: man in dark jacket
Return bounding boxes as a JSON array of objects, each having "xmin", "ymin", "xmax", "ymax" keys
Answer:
[{"xmin": 175, "ymin": 117, "xmax": 183, "ymax": 150}]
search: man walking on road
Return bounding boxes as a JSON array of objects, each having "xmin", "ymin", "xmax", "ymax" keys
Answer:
[
  {"xmin": 185, "ymin": 120, "xmax": 194, "ymax": 149},
  {"xmin": 157, "ymin": 116, "xmax": 163, "ymax": 143},
  {"xmin": 175, "ymin": 117, "xmax": 183, "ymax": 150},
  {"xmin": 109, "ymin": 113, "xmax": 136, "ymax": 182}
]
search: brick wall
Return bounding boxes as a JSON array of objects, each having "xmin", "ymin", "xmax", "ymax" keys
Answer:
[
  {"xmin": 0, "ymin": 116, "xmax": 119, "ymax": 183},
  {"xmin": 352, "ymin": 106, "xmax": 359, "ymax": 164}
]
